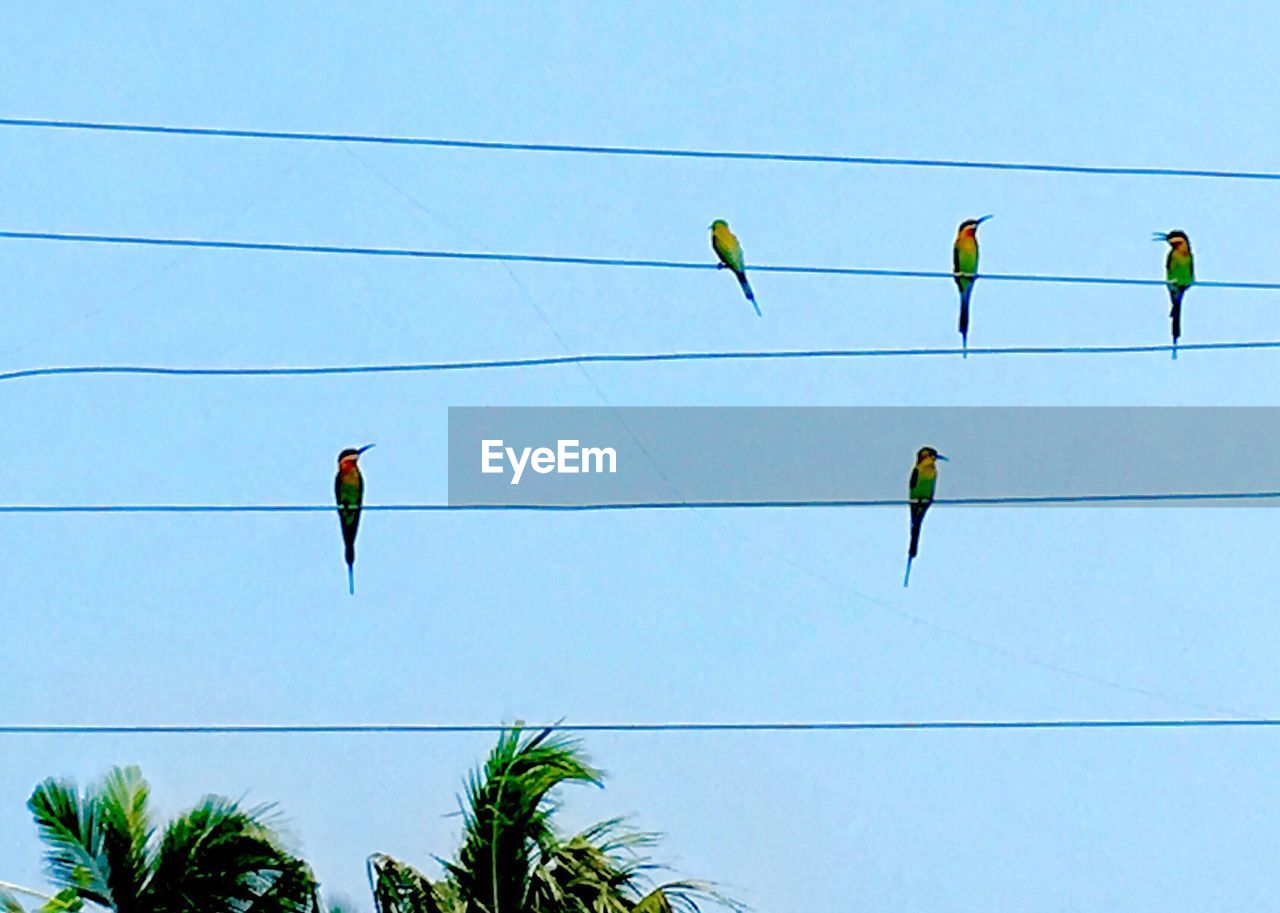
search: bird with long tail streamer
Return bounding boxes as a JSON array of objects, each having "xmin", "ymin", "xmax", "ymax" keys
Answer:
[
  {"xmin": 953, "ymin": 215, "xmax": 992, "ymax": 355},
  {"xmin": 904, "ymin": 446, "xmax": 948, "ymax": 587},
  {"xmin": 1154, "ymin": 230, "xmax": 1194, "ymax": 359},
  {"xmin": 710, "ymin": 219, "xmax": 760, "ymax": 315},
  {"xmin": 335, "ymin": 444, "xmax": 373, "ymax": 594}
]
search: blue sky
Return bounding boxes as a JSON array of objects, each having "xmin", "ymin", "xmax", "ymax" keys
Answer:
[{"xmin": 3, "ymin": 2, "xmax": 1280, "ymax": 910}]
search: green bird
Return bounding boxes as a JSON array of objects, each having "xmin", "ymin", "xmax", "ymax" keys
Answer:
[
  {"xmin": 904, "ymin": 446, "xmax": 948, "ymax": 587},
  {"xmin": 335, "ymin": 444, "xmax": 374, "ymax": 594},
  {"xmin": 710, "ymin": 219, "xmax": 760, "ymax": 315},
  {"xmin": 1153, "ymin": 230, "xmax": 1194, "ymax": 359},
  {"xmin": 953, "ymin": 215, "xmax": 992, "ymax": 356}
]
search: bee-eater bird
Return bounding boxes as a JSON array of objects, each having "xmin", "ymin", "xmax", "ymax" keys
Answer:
[
  {"xmin": 904, "ymin": 446, "xmax": 948, "ymax": 587},
  {"xmin": 1153, "ymin": 230, "xmax": 1194, "ymax": 359},
  {"xmin": 953, "ymin": 215, "xmax": 992, "ymax": 356},
  {"xmin": 709, "ymin": 219, "xmax": 760, "ymax": 315},
  {"xmin": 335, "ymin": 444, "xmax": 374, "ymax": 594}
]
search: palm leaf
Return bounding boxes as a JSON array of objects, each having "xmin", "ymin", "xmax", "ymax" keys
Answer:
[
  {"xmin": 635, "ymin": 882, "xmax": 744, "ymax": 913},
  {"xmin": 532, "ymin": 818, "xmax": 743, "ymax": 913},
  {"xmin": 631, "ymin": 891, "xmax": 672, "ymax": 913},
  {"xmin": 27, "ymin": 777, "xmax": 113, "ymax": 906},
  {"xmin": 380, "ymin": 728, "xmax": 741, "ymax": 913},
  {"xmin": 366, "ymin": 853, "xmax": 448, "ymax": 913},
  {"xmin": 92, "ymin": 766, "xmax": 154, "ymax": 909},
  {"xmin": 149, "ymin": 796, "xmax": 318, "ymax": 913},
  {"xmin": 0, "ymin": 885, "xmax": 84, "ymax": 913},
  {"xmin": 452, "ymin": 727, "xmax": 601, "ymax": 913}
]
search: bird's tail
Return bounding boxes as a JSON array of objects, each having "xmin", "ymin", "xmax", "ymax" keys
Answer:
[
  {"xmin": 908, "ymin": 502, "xmax": 927, "ymax": 560},
  {"xmin": 958, "ymin": 283, "xmax": 972, "ymax": 357},
  {"xmin": 347, "ymin": 562, "xmax": 355, "ymax": 595},
  {"xmin": 737, "ymin": 271, "xmax": 761, "ymax": 316},
  {"xmin": 904, "ymin": 505, "xmax": 925, "ymax": 588},
  {"xmin": 1169, "ymin": 286, "xmax": 1184, "ymax": 360}
]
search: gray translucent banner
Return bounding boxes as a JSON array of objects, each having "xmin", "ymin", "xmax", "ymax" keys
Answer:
[{"xmin": 447, "ymin": 407, "xmax": 1280, "ymax": 507}]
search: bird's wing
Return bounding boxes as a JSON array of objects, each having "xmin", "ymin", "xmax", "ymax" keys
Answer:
[
  {"xmin": 1167, "ymin": 249, "xmax": 1194, "ymax": 286},
  {"xmin": 909, "ymin": 466, "xmax": 919, "ymax": 495},
  {"xmin": 336, "ymin": 474, "xmax": 363, "ymax": 513},
  {"xmin": 714, "ymin": 230, "xmax": 744, "ymax": 272}
]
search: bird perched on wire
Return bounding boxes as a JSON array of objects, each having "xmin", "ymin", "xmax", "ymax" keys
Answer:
[
  {"xmin": 1153, "ymin": 230, "xmax": 1194, "ymax": 359},
  {"xmin": 709, "ymin": 219, "xmax": 760, "ymax": 315},
  {"xmin": 335, "ymin": 444, "xmax": 374, "ymax": 594},
  {"xmin": 904, "ymin": 446, "xmax": 948, "ymax": 587},
  {"xmin": 953, "ymin": 215, "xmax": 992, "ymax": 355}
]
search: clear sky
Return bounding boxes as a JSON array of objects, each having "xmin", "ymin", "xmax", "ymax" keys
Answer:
[{"xmin": 3, "ymin": 2, "xmax": 1280, "ymax": 910}]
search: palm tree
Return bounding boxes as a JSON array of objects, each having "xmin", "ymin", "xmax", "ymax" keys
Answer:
[
  {"xmin": 367, "ymin": 728, "xmax": 740, "ymax": 913},
  {"xmin": 22, "ymin": 765, "xmax": 320, "ymax": 913},
  {"xmin": 0, "ymin": 880, "xmax": 82, "ymax": 913}
]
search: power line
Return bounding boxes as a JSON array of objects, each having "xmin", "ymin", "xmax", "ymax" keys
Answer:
[
  {"xmin": 1, "ymin": 718, "xmax": 1278, "ymax": 735},
  {"xmin": 4, "ymin": 229, "xmax": 1280, "ymax": 291},
  {"xmin": 3, "ymin": 492, "xmax": 1280, "ymax": 513},
  {"xmin": 2, "ymin": 340, "xmax": 1279, "ymax": 385},
  {"xmin": 4, "ymin": 116, "xmax": 1280, "ymax": 183}
]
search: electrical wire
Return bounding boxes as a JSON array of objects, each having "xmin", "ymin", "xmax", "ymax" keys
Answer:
[
  {"xmin": 2, "ymin": 492, "xmax": 1280, "ymax": 513},
  {"xmin": 2, "ymin": 340, "xmax": 1278, "ymax": 385},
  {"xmin": 1, "ymin": 719, "xmax": 1278, "ymax": 735},
  {"xmin": 3, "ymin": 229, "xmax": 1279, "ymax": 291},
  {"xmin": 4, "ymin": 117, "xmax": 1280, "ymax": 183}
]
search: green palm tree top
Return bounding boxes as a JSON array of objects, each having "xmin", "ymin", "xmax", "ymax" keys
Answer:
[
  {"xmin": 369, "ymin": 728, "xmax": 742, "ymax": 913},
  {"xmin": 25, "ymin": 765, "xmax": 320, "ymax": 913}
]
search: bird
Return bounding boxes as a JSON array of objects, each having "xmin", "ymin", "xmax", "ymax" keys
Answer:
[
  {"xmin": 953, "ymin": 215, "xmax": 992, "ymax": 356},
  {"xmin": 1153, "ymin": 230, "xmax": 1194, "ymax": 359},
  {"xmin": 904, "ymin": 446, "xmax": 948, "ymax": 587},
  {"xmin": 709, "ymin": 219, "xmax": 760, "ymax": 315},
  {"xmin": 335, "ymin": 444, "xmax": 374, "ymax": 594}
]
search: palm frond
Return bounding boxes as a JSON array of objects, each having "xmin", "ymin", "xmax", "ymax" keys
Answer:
[
  {"xmin": 528, "ymin": 837, "xmax": 631, "ymax": 913},
  {"xmin": 91, "ymin": 766, "xmax": 154, "ymax": 909},
  {"xmin": 150, "ymin": 796, "xmax": 318, "ymax": 913},
  {"xmin": 532, "ymin": 817, "xmax": 744, "ymax": 913},
  {"xmin": 375, "ymin": 729, "xmax": 738, "ymax": 913},
  {"xmin": 0, "ymin": 885, "xmax": 85, "ymax": 913},
  {"xmin": 452, "ymin": 727, "xmax": 601, "ymax": 913},
  {"xmin": 635, "ymin": 882, "xmax": 745, "ymax": 913},
  {"xmin": 26, "ymin": 777, "xmax": 114, "ymax": 906},
  {"xmin": 528, "ymin": 819, "xmax": 663, "ymax": 913},
  {"xmin": 366, "ymin": 853, "xmax": 450, "ymax": 913},
  {"xmin": 631, "ymin": 891, "xmax": 672, "ymax": 913}
]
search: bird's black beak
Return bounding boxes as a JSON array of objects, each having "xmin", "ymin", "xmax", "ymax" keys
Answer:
[
  {"xmin": 356, "ymin": 444, "xmax": 376, "ymax": 455},
  {"xmin": 1152, "ymin": 232, "xmax": 1169, "ymax": 242},
  {"xmin": 975, "ymin": 215, "xmax": 993, "ymax": 226},
  {"xmin": 935, "ymin": 454, "xmax": 950, "ymax": 461}
]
